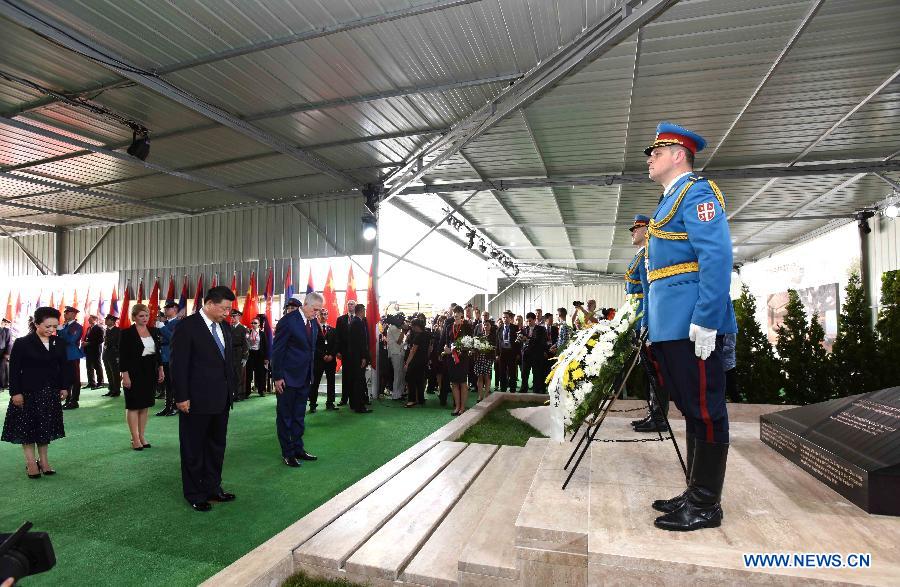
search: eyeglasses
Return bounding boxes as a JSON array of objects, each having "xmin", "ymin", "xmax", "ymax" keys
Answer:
[{"xmin": 251, "ymin": 322, "xmax": 259, "ymax": 325}]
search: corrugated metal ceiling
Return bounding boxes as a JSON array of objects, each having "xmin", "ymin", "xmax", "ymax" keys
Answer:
[{"xmin": 0, "ymin": 0, "xmax": 898, "ymax": 284}]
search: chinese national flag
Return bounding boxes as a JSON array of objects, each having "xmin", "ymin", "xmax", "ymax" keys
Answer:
[
  {"xmin": 191, "ymin": 274, "xmax": 204, "ymax": 314},
  {"xmin": 230, "ymin": 272, "xmax": 239, "ymax": 311},
  {"xmin": 3, "ymin": 291, "xmax": 11, "ymax": 322},
  {"xmin": 165, "ymin": 276, "xmax": 176, "ymax": 306},
  {"xmin": 57, "ymin": 292, "xmax": 65, "ymax": 317},
  {"xmin": 240, "ymin": 272, "xmax": 259, "ymax": 327},
  {"xmin": 322, "ymin": 266, "xmax": 339, "ymax": 327},
  {"xmin": 13, "ymin": 292, "xmax": 21, "ymax": 323},
  {"xmin": 72, "ymin": 289, "xmax": 79, "ymax": 312},
  {"xmin": 366, "ymin": 262, "xmax": 380, "ymax": 370},
  {"xmin": 264, "ymin": 268, "xmax": 274, "ymax": 359},
  {"xmin": 120, "ymin": 283, "xmax": 133, "ymax": 329},
  {"xmin": 148, "ymin": 278, "xmax": 160, "ymax": 323},
  {"xmin": 345, "ymin": 265, "xmax": 357, "ymax": 308}
]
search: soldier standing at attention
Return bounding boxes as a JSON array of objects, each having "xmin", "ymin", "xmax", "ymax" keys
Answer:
[
  {"xmin": 641, "ymin": 122, "xmax": 736, "ymax": 532},
  {"xmin": 626, "ymin": 214, "xmax": 669, "ymax": 434}
]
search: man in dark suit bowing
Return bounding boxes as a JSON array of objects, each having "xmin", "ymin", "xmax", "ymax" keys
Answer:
[
  {"xmin": 170, "ymin": 286, "xmax": 237, "ymax": 512},
  {"xmin": 271, "ymin": 291, "xmax": 322, "ymax": 467},
  {"xmin": 344, "ymin": 303, "xmax": 372, "ymax": 414},
  {"xmin": 334, "ymin": 299, "xmax": 356, "ymax": 406}
]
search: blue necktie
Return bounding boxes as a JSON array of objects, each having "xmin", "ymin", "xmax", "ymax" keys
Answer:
[{"xmin": 211, "ymin": 322, "xmax": 225, "ymax": 358}]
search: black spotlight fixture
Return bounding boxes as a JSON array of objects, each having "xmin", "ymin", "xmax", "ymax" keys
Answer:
[
  {"xmin": 361, "ymin": 213, "xmax": 377, "ymax": 241},
  {"xmin": 856, "ymin": 210, "xmax": 874, "ymax": 235},
  {"xmin": 362, "ymin": 183, "xmax": 382, "ymax": 215},
  {"xmin": 126, "ymin": 131, "xmax": 150, "ymax": 161},
  {"xmin": 465, "ymin": 229, "xmax": 476, "ymax": 249}
]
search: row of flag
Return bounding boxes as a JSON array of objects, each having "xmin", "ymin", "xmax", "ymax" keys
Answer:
[{"xmin": 4, "ymin": 262, "xmax": 382, "ymax": 367}]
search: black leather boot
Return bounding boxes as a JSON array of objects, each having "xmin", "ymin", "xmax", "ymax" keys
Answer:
[
  {"xmin": 652, "ymin": 434, "xmax": 694, "ymax": 513},
  {"xmin": 654, "ymin": 440, "xmax": 728, "ymax": 531},
  {"xmin": 634, "ymin": 411, "xmax": 668, "ymax": 433}
]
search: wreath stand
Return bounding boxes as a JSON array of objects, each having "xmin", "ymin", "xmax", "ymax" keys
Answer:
[{"xmin": 561, "ymin": 331, "xmax": 687, "ymax": 490}]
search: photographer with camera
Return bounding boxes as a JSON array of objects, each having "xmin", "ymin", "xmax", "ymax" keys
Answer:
[{"xmin": 572, "ymin": 299, "xmax": 598, "ymax": 330}]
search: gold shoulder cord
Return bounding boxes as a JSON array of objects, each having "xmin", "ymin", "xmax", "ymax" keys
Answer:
[{"xmin": 624, "ymin": 248, "xmax": 645, "ymax": 284}]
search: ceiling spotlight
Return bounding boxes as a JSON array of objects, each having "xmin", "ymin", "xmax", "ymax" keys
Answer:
[
  {"xmin": 127, "ymin": 131, "xmax": 150, "ymax": 161},
  {"xmin": 885, "ymin": 204, "xmax": 899, "ymax": 218},
  {"xmin": 465, "ymin": 229, "xmax": 476, "ymax": 249},
  {"xmin": 361, "ymin": 213, "xmax": 377, "ymax": 241}
]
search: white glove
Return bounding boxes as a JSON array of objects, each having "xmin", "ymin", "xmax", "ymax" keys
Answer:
[{"xmin": 688, "ymin": 323, "xmax": 716, "ymax": 360}]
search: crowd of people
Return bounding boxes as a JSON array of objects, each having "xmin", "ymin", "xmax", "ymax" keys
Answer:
[{"xmin": 373, "ymin": 300, "xmax": 619, "ymax": 415}]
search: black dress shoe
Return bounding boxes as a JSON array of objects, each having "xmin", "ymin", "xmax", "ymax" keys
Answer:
[
  {"xmin": 190, "ymin": 501, "xmax": 212, "ymax": 512},
  {"xmin": 154, "ymin": 407, "xmax": 169, "ymax": 416},
  {"xmin": 631, "ymin": 414, "xmax": 651, "ymax": 427},
  {"xmin": 308, "ymin": 406, "xmax": 317, "ymax": 413},
  {"xmin": 634, "ymin": 418, "xmax": 668, "ymax": 433},
  {"xmin": 101, "ymin": 391, "xmax": 114, "ymax": 397},
  {"xmin": 208, "ymin": 491, "xmax": 235, "ymax": 502},
  {"xmin": 296, "ymin": 451, "xmax": 317, "ymax": 461},
  {"xmin": 164, "ymin": 408, "xmax": 179, "ymax": 416},
  {"xmin": 283, "ymin": 456, "xmax": 301, "ymax": 468},
  {"xmin": 353, "ymin": 408, "xmax": 373, "ymax": 414},
  {"xmin": 326, "ymin": 405, "xmax": 339, "ymax": 411},
  {"xmin": 338, "ymin": 400, "xmax": 348, "ymax": 406},
  {"xmin": 142, "ymin": 443, "xmax": 151, "ymax": 449},
  {"xmin": 62, "ymin": 402, "xmax": 79, "ymax": 410}
]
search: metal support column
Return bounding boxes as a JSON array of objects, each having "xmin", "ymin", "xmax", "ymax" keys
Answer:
[
  {"xmin": 858, "ymin": 213, "xmax": 875, "ymax": 327},
  {"xmin": 55, "ymin": 228, "xmax": 67, "ymax": 275}
]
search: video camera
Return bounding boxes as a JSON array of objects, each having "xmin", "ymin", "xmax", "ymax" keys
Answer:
[
  {"xmin": 383, "ymin": 313, "xmax": 406, "ymax": 328},
  {"xmin": 573, "ymin": 301, "xmax": 584, "ymax": 307},
  {"xmin": 0, "ymin": 522, "xmax": 55, "ymax": 584}
]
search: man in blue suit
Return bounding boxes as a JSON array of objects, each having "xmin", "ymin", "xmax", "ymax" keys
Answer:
[
  {"xmin": 641, "ymin": 122, "xmax": 737, "ymax": 532},
  {"xmin": 271, "ymin": 292, "xmax": 322, "ymax": 468},
  {"xmin": 59, "ymin": 306, "xmax": 85, "ymax": 410}
]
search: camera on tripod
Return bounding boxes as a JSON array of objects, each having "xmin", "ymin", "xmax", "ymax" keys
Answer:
[{"xmin": 0, "ymin": 522, "xmax": 55, "ymax": 585}]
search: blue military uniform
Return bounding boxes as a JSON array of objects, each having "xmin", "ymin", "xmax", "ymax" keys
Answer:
[
  {"xmin": 58, "ymin": 306, "xmax": 85, "ymax": 408},
  {"xmin": 641, "ymin": 122, "xmax": 733, "ymax": 533},
  {"xmin": 624, "ymin": 214, "xmax": 649, "ymax": 327}
]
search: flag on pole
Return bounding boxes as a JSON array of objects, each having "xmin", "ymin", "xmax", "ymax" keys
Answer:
[
  {"xmin": 366, "ymin": 261, "xmax": 380, "ymax": 370},
  {"xmin": 148, "ymin": 277, "xmax": 160, "ymax": 323},
  {"xmin": 120, "ymin": 282, "xmax": 133, "ymax": 329},
  {"xmin": 306, "ymin": 267, "xmax": 314, "ymax": 295},
  {"xmin": 230, "ymin": 272, "xmax": 239, "ymax": 311},
  {"xmin": 97, "ymin": 287, "xmax": 107, "ymax": 318},
  {"xmin": 284, "ymin": 263, "xmax": 294, "ymax": 301},
  {"xmin": 57, "ymin": 292, "xmax": 66, "ymax": 317},
  {"xmin": 72, "ymin": 288, "xmax": 79, "ymax": 312},
  {"xmin": 211, "ymin": 273, "xmax": 218, "ymax": 289},
  {"xmin": 191, "ymin": 274, "xmax": 204, "ymax": 314},
  {"xmin": 49, "ymin": 292, "xmax": 55, "ymax": 311},
  {"xmin": 240, "ymin": 272, "xmax": 259, "ymax": 327},
  {"xmin": 35, "ymin": 291, "xmax": 43, "ymax": 309},
  {"xmin": 177, "ymin": 276, "xmax": 188, "ymax": 318},
  {"xmin": 4, "ymin": 291, "xmax": 11, "ymax": 322},
  {"xmin": 13, "ymin": 292, "xmax": 22, "ymax": 324},
  {"xmin": 80, "ymin": 287, "xmax": 92, "ymax": 343},
  {"xmin": 322, "ymin": 266, "xmax": 339, "ymax": 327},
  {"xmin": 165, "ymin": 276, "xmax": 176, "ymax": 306},
  {"xmin": 345, "ymin": 265, "xmax": 357, "ymax": 309},
  {"xmin": 110, "ymin": 287, "xmax": 118, "ymax": 317},
  {"xmin": 264, "ymin": 267, "xmax": 274, "ymax": 359},
  {"xmin": 137, "ymin": 278, "xmax": 145, "ymax": 305}
]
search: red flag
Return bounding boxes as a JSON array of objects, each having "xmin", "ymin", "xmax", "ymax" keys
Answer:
[
  {"xmin": 366, "ymin": 261, "xmax": 381, "ymax": 370},
  {"xmin": 147, "ymin": 277, "xmax": 160, "ymax": 323},
  {"xmin": 165, "ymin": 276, "xmax": 176, "ymax": 305},
  {"xmin": 230, "ymin": 272, "xmax": 239, "ymax": 311},
  {"xmin": 57, "ymin": 292, "xmax": 65, "ymax": 317},
  {"xmin": 72, "ymin": 289, "xmax": 79, "ymax": 312},
  {"xmin": 264, "ymin": 268, "xmax": 274, "ymax": 358},
  {"xmin": 345, "ymin": 265, "xmax": 357, "ymax": 309},
  {"xmin": 13, "ymin": 292, "xmax": 22, "ymax": 323},
  {"xmin": 322, "ymin": 266, "xmax": 339, "ymax": 328},
  {"xmin": 283, "ymin": 264, "xmax": 294, "ymax": 299},
  {"xmin": 191, "ymin": 274, "xmax": 204, "ymax": 314},
  {"xmin": 3, "ymin": 291, "xmax": 11, "ymax": 322},
  {"xmin": 110, "ymin": 286, "xmax": 118, "ymax": 317},
  {"xmin": 80, "ymin": 287, "xmax": 92, "ymax": 342},
  {"xmin": 177, "ymin": 275, "xmax": 188, "ymax": 318},
  {"xmin": 137, "ymin": 278, "xmax": 145, "ymax": 305},
  {"xmin": 120, "ymin": 283, "xmax": 133, "ymax": 329},
  {"xmin": 49, "ymin": 291, "xmax": 55, "ymax": 311},
  {"xmin": 240, "ymin": 272, "xmax": 259, "ymax": 327}
]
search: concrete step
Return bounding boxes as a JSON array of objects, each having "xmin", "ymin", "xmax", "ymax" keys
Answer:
[
  {"xmin": 345, "ymin": 443, "xmax": 500, "ymax": 581},
  {"xmin": 457, "ymin": 438, "xmax": 549, "ymax": 585},
  {"xmin": 514, "ymin": 437, "xmax": 590, "ymax": 587},
  {"xmin": 293, "ymin": 441, "xmax": 467, "ymax": 570},
  {"xmin": 402, "ymin": 445, "xmax": 525, "ymax": 587}
]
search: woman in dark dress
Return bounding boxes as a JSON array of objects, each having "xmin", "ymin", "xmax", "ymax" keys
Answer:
[
  {"xmin": 119, "ymin": 303, "xmax": 164, "ymax": 451},
  {"xmin": 474, "ymin": 320, "xmax": 496, "ymax": 402},
  {"xmin": 443, "ymin": 306, "xmax": 474, "ymax": 416},
  {"xmin": 2, "ymin": 307, "xmax": 71, "ymax": 478}
]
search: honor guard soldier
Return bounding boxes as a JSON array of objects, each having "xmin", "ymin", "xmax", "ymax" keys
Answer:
[
  {"xmin": 641, "ymin": 122, "xmax": 736, "ymax": 532},
  {"xmin": 626, "ymin": 215, "xmax": 669, "ymax": 434}
]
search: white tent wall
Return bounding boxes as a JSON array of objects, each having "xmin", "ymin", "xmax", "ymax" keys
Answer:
[
  {"xmin": 870, "ymin": 214, "xmax": 900, "ymax": 310},
  {"xmin": 484, "ymin": 283, "xmax": 624, "ymax": 319}
]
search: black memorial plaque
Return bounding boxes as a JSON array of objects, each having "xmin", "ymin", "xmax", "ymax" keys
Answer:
[{"xmin": 760, "ymin": 387, "xmax": 900, "ymax": 516}]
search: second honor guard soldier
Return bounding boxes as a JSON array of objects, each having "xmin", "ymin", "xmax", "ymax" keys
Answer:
[
  {"xmin": 642, "ymin": 122, "xmax": 736, "ymax": 532},
  {"xmin": 625, "ymin": 214, "xmax": 669, "ymax": 433}
]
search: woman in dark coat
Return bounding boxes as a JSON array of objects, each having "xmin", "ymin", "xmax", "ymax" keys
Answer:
[
  {"xmin": 442, "ymin": 306, "xmax": 474, "ymax": 416},
  {"xmin": 119, "ymin": 303, "xmax": 164, "ymax": 450},
  {"xmin": 2, "ymin": 307, "xmax": 71, "ymax": 478}
]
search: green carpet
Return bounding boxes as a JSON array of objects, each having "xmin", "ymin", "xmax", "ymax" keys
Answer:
[
  {"xmin": 0, "ymin": 382, "xmax": 479, "ymax": 587},
  {"xmin": 458, "ymin": 401, "xmax": 548, "ymax": 446}
]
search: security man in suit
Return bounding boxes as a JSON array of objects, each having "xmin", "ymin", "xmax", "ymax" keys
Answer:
[
  {"xmin": 0, "ymin": 317, "xmax": 11, "ymax": 391},
  {"xmin": 334, "ymin": 299, "xmax": 356, "ymax": 406},
  {"xmin": 641, "ymin": 122, "xmax": 736, "ymax": 532},
  {"xmin": 229, "ymin": 309, "xmax": 249, "ymax": 403},
  {"xmin": 101, "ymin": 314, "xmax": 122, "ymax": 397},
  {"xmin": 627, "ymin": 215, "xmax": 669, "ymax": 434},
  {"xmin": 83, "ymin": 315, "xmax": 105, "ymax": 389},
  {"xmin": 59, "ymin": 306, "xmax": 85, "ymax": 410},
  {"xmin": 310, "ymin": 308, "xmax": 339, "ymax": 413}
]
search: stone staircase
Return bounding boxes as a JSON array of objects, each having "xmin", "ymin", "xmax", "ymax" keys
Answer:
[{"xmin": 204, "ymin": 400, "xmax": 900, "ymax": 587}]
